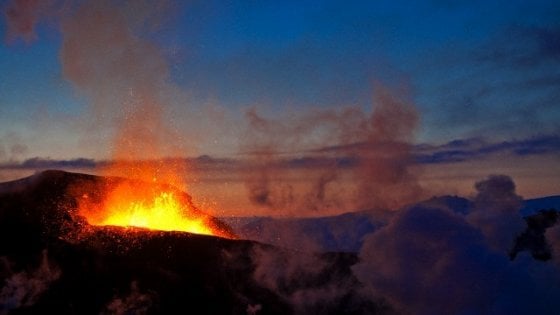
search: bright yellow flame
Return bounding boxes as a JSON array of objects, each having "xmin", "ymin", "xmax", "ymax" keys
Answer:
[{"xmin": 100, "ymin": 191, "xmax": 214, "ymax": 235}]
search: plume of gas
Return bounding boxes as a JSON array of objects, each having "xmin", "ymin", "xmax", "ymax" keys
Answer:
[
  {"xmin": 467, "ymin": 175, "xmax": 526, "ymax": 253},
  {"xmin": 241, "ymin": 84, "xmax": 423, "ymax": 215}
]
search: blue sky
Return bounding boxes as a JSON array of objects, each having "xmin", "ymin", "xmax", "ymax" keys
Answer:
[{"xmin": 0, "ymin": 0, "xmax": 559, "ymax": 161}]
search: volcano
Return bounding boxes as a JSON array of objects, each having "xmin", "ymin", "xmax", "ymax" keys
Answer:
[{"xmin": 0, "ymin": 170, "xmax": 378, "ymax": 314}]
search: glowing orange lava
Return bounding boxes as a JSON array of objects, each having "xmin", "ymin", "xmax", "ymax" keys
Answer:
[
  {"xmin": 101, "ymin": 191, "xmax": 214, "ymax": 235},
  {"xmin": 77, "ymin": 176, "xmax": 236, "ymax": 239}
]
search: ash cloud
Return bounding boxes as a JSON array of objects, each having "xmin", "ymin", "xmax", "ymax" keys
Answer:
[
  {"xmin": 415, "ymin": 134, "xmax": 560, "ymax": 164},
  {"xmin": 0, "ymin": 250, "xmax": 61, "ymax": 313}
]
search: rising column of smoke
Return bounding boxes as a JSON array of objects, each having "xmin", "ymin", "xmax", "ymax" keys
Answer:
[
  {"xmin": 242, "ymin": 108, "xmax": 295, "ymax": 209},
  {"xmin": 59, "ymin": 0, "xmax": 187, "ymax": 184},
  {"xmin": 345, "ymin": 84, "xmax": 421, "ymax": 211},
  {"xmin": 4, "ymin": 0, "xmax": 186, "ymax": 185}
]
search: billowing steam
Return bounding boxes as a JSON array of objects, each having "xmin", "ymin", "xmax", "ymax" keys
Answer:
[
  {"xmin": 242, "ymin": 84, "xmax": 423, "ymax": 214},
  {"xmin": 0, "ymin": 250, "xmax": 60, "ymax": 313},
  {"xmin": 467, "ymin": 174, "xmax": 526, "ymax": 252},
  {"xmin": 352, "ymin": 175, "xmax": 560, "ymax": 314}
]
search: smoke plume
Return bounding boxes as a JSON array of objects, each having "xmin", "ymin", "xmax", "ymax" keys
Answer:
[
  {"xmin": 467, "ymin": 175, "xmax": 526, "ymax": 253},
  {"xmin": 5, "ymin": 0, "xmax": 186, "ymax": 185},
  {"xmin": 242, "ymin": 84, "xmax": 423, "ymax": 215},
  {"xmin": 59, "ymin": 0, "xmax": 187, "ymax": 184}
]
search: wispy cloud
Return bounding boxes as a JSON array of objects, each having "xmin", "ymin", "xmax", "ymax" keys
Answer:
[
  {"xmin": 415, "ymin": 134, "xmax": 560, "ymax": 164},
  {"xmin": 1, "ymin": 134, "xmax": 558, "ymax": 172},
  {"xmin": 0, "ymin": 157, "xmax": 97, "ymax": 170}
]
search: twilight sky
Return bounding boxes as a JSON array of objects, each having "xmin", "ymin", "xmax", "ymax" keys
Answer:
[{"xmin": 0, "ymin": 0, "xmax": 559, "ymax": 205}]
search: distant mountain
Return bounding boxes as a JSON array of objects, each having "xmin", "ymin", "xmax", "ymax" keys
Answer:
[
  {"xmin": 227, "ymin": 194, "xmax": 560, "ymax": 253},
  {"xmin": 521, "ymin": 195, "xmax": 560, "ymax": 216},
  {"xmin": 223, "ymin": 211, "xmax": 384, "ymax": 253},
  {"xmin": 0, "ymin": 170, "xmax": 378, "ymax": 314}
]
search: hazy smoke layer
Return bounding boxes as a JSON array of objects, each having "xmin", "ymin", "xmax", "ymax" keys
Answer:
[{"xmin": 242, "ymin": 84, "xmax": 422, "ymax": 214}]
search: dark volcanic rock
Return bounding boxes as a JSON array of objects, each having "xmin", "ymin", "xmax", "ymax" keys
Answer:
[{"xmin": 0, "ymin": 171, "xmax": 378, "ymax": 314}]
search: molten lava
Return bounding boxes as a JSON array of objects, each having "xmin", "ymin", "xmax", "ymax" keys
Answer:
[
  {"xmin": 101, "ymin": 191, "xmax": 213, "ymax": 235},
  {"xmin": 76, "ymin": 177, "xmax": 235, "ymax": 239}
]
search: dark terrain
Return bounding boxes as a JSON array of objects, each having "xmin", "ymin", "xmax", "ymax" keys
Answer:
[{"xmin": 0, "ymin": 171, "xmax": 378, "ymax": 314}]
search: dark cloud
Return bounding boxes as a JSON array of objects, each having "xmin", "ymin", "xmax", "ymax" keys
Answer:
[
  {"xmin": 0, "ymin": 157, "xmax": 97, "ymax": 169},
  {"xmin": 415, "ymin": 134, "xmax": 560, "ymax": 164}
]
